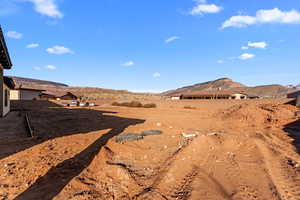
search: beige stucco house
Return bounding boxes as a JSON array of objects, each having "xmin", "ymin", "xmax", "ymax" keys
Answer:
[
  {"xmin": 10, "ymin": 87, "xmax": 44, "ymax": 100},
  {"xmin": 0, "ymin": 27, "xmax": 13, "ymax": 117}
]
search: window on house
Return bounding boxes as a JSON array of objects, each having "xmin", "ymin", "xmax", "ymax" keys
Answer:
[{"xmin": 4, "ymin": 89, "xmax": 8, "ymax": 107}]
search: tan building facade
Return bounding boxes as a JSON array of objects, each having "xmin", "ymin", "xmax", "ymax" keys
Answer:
[{"xmin": 10, "ymin": 88, "xmax": 44, "ymax": 100}]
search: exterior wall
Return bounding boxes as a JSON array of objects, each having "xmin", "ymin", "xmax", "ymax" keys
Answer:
[
  {"xmin": 0, "ymin": 67, "xmax": 3, "ymax": 116},
  {"xmin": 20, "ymin": 90, "xmax": 41, "ymax": 100},
  {"xmin": 10, "ymin": 90, "xmax": 20, "ymax": 100},
  {"xmin": 231, "ymin": 94, "xmax": 248, "ymax": 100},
  {"xmin": 2, "ymin": 83, "xmax": 10, "ymax": 116},
  {"xmin": 171, "ymin": 96, "xmax": 180, "ymax": 100},
  {"xmin": 296, "ymin": 95, "xmax": 300, "ymax": 108}
]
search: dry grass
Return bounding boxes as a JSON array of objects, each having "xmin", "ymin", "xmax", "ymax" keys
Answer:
[
  {"xmin": 183, "ymin": 106, "xmax": 197, "ymax": 109},
  {"xmin": 112, "ymin": 101, "xmax": 156, "ymax": 108},
  {"xmin": 143, "ymin": 103, "xmax": 157, "ymax": 108}
]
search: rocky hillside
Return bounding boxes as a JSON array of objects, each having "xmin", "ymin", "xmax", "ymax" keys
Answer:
[{"xmin": 163, "ymin": 78, "xmax": 296, "ymax": 98}]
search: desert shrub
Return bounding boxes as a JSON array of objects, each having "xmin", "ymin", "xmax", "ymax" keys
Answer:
[
  {"xmin": 143, "ymin": 103, "xmax": 157, "ymax": 108},
  {"xmin": 184, "ymin": 106, "xmax": 196, "ymax": 109},
  {"xmin": 112, "ymin": 102, "xmax": 121, "ymax": 106},
  {"xmin": 111, "ymin": 101, "xmax": 142, "ymax": 108},
  {"xmin": 112, "ymin": 101, "xmax": 156, "ymax": 108},
  {"xmin": 124, "ymin": 101, "xmax": 143, "ymax": 107}
]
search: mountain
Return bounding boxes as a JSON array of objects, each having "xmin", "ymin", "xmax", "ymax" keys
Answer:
[
  {"xmin": 163, "ymin": 78, "xmax": 245, "ymax": 96},
  {"xmin": 163, "ymin": 78, "xmax": 296, "ymax": 98}
]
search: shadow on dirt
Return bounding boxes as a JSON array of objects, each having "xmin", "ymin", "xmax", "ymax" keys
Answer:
[
  {"xmin": 284, "ymin": 98, "xmax": 296, "ymax": 106},
  {"xmin": 283, "ymin": 119, "xmax": 300, "ymax": 153},
  {"xmin": 2, "ymin": 100, "xmax": 145, "ymax": 200}
]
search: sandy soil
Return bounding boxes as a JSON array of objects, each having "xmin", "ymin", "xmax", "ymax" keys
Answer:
[{"xmin": 0, "ymin": 99, "xmax": 300, "ymax": 200}]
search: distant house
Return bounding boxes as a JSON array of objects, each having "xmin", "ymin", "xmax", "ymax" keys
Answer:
[
  {"xmin": 40, "ymin": 92, "xmax": 58, "ymax": 100},
  {"xmin": 170, "ymin": 94, "xmax": 181, "ymax": 100},
  {"xmin": 10, "ymin": 87, "xmax": 45, "ymax": 100},
  {"xmin": 0, "ymin": 27, "xmax": 13, "ymax": 117},
  {"xmin": 60, "ymin": 92, "xmax": 78, "ymax": 100},
  {"xmin": 171, "ymin": 91, "xmax": 248, "ymax": 100}
]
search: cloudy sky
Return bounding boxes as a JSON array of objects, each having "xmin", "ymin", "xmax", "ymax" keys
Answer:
[{"xmin": 1, "ymin": 0, "xmax": 300, "ymax": 92}]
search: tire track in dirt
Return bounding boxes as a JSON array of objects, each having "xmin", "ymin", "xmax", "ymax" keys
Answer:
[
  {"xmin": 255, "ymin": 139, "xmax": 300, "ymax": 200},
  {"xmin": 132, "ymin": 138, "xmax": 201, "ymax": 199},
  {"xmin": 135, "ymin": 135, "xmax": 231, "ymax": 200},
  {"xmin": 261, "ymin": 131, "xmax": 300, "ymax": 165}
]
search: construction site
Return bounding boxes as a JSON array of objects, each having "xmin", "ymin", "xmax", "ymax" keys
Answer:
[
  {"xmin": 0, "ymin": 98, "xmax": 300, "ymax": 200},
  {"xmin": 1, "ymin": 0, "xmax": 300, "ymax": 199}
]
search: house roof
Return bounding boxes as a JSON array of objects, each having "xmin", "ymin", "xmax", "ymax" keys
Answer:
[
  {"xmin": 287, "ymin": 91, "xmax": 300, "ymax": 98},
  {"xmin": 61, "ymin": 92, "xmax": 77, "ymax": 97},
  {"xmin": 17, "ymin": 87, "xmax": 45, "ymax": 92},
  {"xmin": 40, "ymin": 91, "xmax": 78, "ymax": 98},
  {"xmin": 3, "ymin": 76, "xmax": 15, "ymax": 89},
  {"xmin": 0, "ymin": 26, "xmax": 12, "ymax": 69}
]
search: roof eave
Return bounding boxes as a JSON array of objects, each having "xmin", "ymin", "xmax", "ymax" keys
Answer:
[{"xmin": 0, "ymin": 26, "xmax": 13, "ymax": 69}]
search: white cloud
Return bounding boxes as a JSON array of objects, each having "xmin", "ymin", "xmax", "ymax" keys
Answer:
[
  {"xmin": 46, "ymin": 45, "xmax": 74, "ymax": 55},
  {"xmin": 217, "ymin": 60, "xmax": 224, "ymax": 64},
  {"xmin": 26, "ymin": 0, "xmax": 63, "ymax": 18},
  {"xmin": 45, "ymin": 65, "xmax": 57, "ymax": 70},
  {"xmin": 165, "ymin": 36, "xmax": 180, "ymax": 43},
  {"xmin": 222, "ymin": 8, "xmax": 300, "ymax": 29},
  {"xmin": 239, "ymin": 53, "xmax": 255, "ymax": 60},
  {"xmin": 241, "ymin": 46, "xmax": 249, "ymax": 50},
  {"xmin": 248, "ymin": 41, "xmax": 267, "ymax": 49},
  {"xmin": 26, "ymin": 43, "xmax": 39, "ymax": 48},
  {"xmin": 6, "ymin": 31, "xmax": 22, "ymax": 39},
  {"xmin": 153, "ymin": 72, "xmax": 161, "ymax": 78},
  {"xmin": 122, "ymin": 61, "xmax": 135, "ymax": 67},
  {"xmin": 33, "ymin": 66, "xmax": 41, "ymax": 70},
  {"xmin": 190, "ymin": 4, "xmax": 223, "ymax": 15}
]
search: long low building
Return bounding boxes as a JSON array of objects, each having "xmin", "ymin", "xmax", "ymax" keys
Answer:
[{"xmin": 171, "ymin": 91, "xmax": 248, "ymax": 100}]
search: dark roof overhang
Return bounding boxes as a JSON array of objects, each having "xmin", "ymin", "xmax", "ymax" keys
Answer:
[
  {"xmin": 3, "ymin": 76, "xmax": 15, "ymax": 89},
  {"xmin": 0, "ymin": 26, "xmax": 12, "ymax": 69}
]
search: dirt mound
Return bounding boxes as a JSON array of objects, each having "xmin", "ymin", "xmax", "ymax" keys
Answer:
[{"xmin": 221, "ymin": 103, "xmax": 297, "ymax": 126}]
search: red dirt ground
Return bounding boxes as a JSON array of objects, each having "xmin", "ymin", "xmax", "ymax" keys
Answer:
[{"xmin": 0, "ymin": 99, "xmax": 300, "ymax": 200}]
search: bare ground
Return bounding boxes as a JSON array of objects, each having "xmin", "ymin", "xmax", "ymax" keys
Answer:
[{"xmin": 0, "ymin": 99, "xmax": 300, "ymax": 200}]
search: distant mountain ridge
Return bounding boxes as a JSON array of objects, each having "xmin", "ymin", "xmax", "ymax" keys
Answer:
[
  {"xmin": 7, "ymin": 76, "xmax": 160, "ymax": 100},
  {"xmin": 163, "ymin": 78, "xmax": 297, "ymax": 98}
]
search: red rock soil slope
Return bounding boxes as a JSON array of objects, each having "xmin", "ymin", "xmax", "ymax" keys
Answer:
[{"xmin": 0, "ymin": 99, "xmax": 300, "ymax": 200}]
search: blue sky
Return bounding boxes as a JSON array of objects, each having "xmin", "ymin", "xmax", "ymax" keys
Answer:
[{"xmin": 1, "ymin": 0, "xmax": 300, "ymax": 92}]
